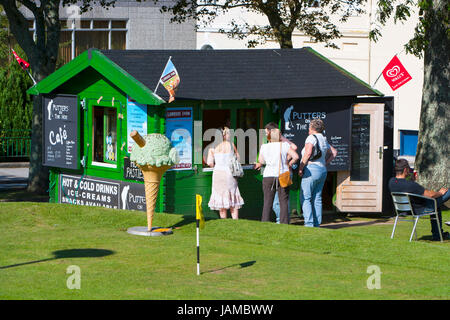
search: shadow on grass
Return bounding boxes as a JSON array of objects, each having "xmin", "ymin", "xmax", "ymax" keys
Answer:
[
  {"xmin": 418, "ymin": 235, "xmax": 449, "ymax": 242},
  {"xmin": 168, "ymin": 214, "xmax": 219, "ymax": 229},
  {"xmin": 201, "ymin": 260, "xmax": 256, "ymax": 274},
  {"xmin": 320, "ymin": 218, "xmax": 392, "ymax": 229},
  {"xmin": 0, "ymin": 248, "xmax": 114, "ymax": 270}
]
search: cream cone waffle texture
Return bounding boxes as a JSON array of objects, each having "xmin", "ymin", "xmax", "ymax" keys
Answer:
[{"xmin": 138, "ymin": 165, "xmax": 171, "ymax": 231}]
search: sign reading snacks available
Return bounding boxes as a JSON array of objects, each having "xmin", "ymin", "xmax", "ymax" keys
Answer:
[
  {"xmin": 280, "ymin": 99, "xmax": 352, "ymax": 171},
  {"xmin": 42, "ymin": 94, "xmax": 79, "ymax": 169},
  {"xmin": 59, "ymin": 174, "xmax": 148, "ymax": 212}
]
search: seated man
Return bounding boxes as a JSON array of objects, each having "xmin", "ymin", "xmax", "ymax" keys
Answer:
[{"xmin": 389, "ymin": 159, "xmax": 450, "ymax": 241}]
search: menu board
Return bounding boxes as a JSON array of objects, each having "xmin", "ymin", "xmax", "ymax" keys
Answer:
[
  {"xmin": 280, "ymin": 98, "xmax": 352, "ymax": 171},
  {"xmin": 42, "ymin": 94, "xmax": 79, "ymax": 169},
  {"xmin": 350, "ymin": 114, "xmax": 370, "ymax": 181}
]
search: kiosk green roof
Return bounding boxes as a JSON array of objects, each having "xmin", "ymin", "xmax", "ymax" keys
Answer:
[{"xmin": 27, "ymin": 49, "xmax": 165, "ymax": 105}]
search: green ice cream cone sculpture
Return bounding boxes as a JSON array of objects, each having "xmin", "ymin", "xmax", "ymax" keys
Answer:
[{"xmin": 130, "ymin": 131, "xmax": 179, "ymax": 232}]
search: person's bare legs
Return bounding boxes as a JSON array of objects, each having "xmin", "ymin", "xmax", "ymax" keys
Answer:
[
  {"xmin": 219, "ymin": 209, "xmax": 227, "ymax": 219},
  {"xmin": 231, "ymin": 207, "xmax": 239, "ymax": 220}
]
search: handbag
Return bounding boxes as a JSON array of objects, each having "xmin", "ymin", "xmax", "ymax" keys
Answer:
[
  {"xmin": 309, "ymin": 134, "xmax": 322, "ymax": 161},
  {"xmin": 278, "ymin": 142, "xmax": 292, "ymax": 188},
  {"xmin": 229, "ymin": 143, "xmax": 244, "ymax": 178}
]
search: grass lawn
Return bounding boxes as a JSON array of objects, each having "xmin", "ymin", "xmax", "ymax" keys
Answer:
[{"xmin": 0, "ymin": 202, "xmax": 449, "ymax": 300}]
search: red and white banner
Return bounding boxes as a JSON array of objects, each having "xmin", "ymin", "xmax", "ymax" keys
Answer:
[
  {"xmin": 382, "ymin": 55, "xmax": 412, "ymax": 91},
  {"xmin": 11, "ymin": 49, "xmax": 30, "ymax": 71}
]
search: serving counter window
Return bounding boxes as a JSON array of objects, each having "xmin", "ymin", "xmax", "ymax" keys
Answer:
[
  {"xmin": 201, "ymin": 106, "xmax": 265, "ymax": 168},
  {"xmin": 237, "ymin": 108, "xmax": 262, "ymax": 165}
]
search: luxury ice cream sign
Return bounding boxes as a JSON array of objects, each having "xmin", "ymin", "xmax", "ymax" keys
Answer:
[
  {"xmin": 382, "ymin": 56, "xmax": 412, "ymax": 91},
  {"xmin": 42, "ymin": 94, "xmax": 79, "ymax": 169}
]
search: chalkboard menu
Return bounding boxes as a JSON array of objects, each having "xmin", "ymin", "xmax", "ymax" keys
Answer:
[
  {"xmin": 123, "ymin": 157, "xmax": 144, "ymax": 182},
  {"xmin": 42, "ymin": 94, "xmax": 79, "ymax": 169},
  {"xmin": 280, "ymin": 98, "xmax": 352, "ymax": 171},
  {"xmin": 350, "ymin": 114, "xmax": 370, "ymax": 181}
]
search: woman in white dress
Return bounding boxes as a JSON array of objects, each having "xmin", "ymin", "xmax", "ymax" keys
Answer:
[{"xmin": 207, "ymin": 127, "xmax": 244, "ymax": 219}]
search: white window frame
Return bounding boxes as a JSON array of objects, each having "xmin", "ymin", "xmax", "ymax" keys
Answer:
[{"xmin": 28, "ymin": 19, "xmax": 128, "ymax": 60}]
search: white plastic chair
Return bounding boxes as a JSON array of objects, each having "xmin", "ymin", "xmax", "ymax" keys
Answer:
[{"xmin": 391, "ymin": 192, "xmax": 443, "ymax": 242}]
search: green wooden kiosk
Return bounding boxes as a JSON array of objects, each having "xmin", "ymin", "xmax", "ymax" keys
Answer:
[{"xmin": 28, "ymin": 48, "xmax": 393, "ymax": 219}]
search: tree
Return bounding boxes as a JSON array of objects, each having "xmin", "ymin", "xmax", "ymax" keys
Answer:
[
  {"xmin": 161, "ymin": 0, "xmax": 366, "ymax": 48},
  {"xmin": 0, "ymin": 0, "xmax": 116, "ymax": 194},
  {"xmin": 0, "ymin": 12, "xmax": 33, "ymax": 153},
  {"xmin": 371, "ymin": 0, "xmax": 449, "ymax": 190}
]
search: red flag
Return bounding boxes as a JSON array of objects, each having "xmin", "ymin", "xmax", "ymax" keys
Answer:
[
  {"xmin": 382, "ymin": 55, "xmax": 412, "ymax": 91},
  {"xmin": 11, "ymin": 49, "xmax": 30, "ymax": 71}
]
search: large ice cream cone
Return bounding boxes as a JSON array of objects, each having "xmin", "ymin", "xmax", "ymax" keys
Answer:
[
  {"xmin": 129, "ymin": 131, "xmax": 179, "ymax": 234},
  {"xmin": 139, "ymin": 164, "xmax": 172, "ymax": 231}
]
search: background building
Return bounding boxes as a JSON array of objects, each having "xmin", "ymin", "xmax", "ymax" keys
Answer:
[{"xmin": 21, "ymin": 0, "xmax": 197, "ymax": 64}]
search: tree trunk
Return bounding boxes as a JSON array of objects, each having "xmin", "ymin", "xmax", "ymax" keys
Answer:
[
  {"xmin": 278, "ymin": 33, "xmax": 293, "ymax": 49},
  {"xmin": 28, "ymin": 95, "xmax": 49, "ymax": 194},
  {"xmin": 27, "ymin": 57, "xmax": 58, "ymax": 194},
  {"xmin": 415, "ymin": 0, "xmax": 450, "ymax": 190}
]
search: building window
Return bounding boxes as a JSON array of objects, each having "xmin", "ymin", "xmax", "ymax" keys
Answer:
[
  {"xmin": 400, "ymin": 130, "xmax": 418, "ymax": 156},
  {"xmin": 28, "ymin": 19, "xmax": 128, "ymax": 65}
]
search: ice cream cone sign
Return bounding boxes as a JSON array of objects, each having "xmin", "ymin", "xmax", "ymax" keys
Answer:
[{"xmin": 130, "ymin": 131, "xmax": 180, "ymax": 232}]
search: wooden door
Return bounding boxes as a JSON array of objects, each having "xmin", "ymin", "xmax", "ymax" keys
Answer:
[{"xmin": 336, "ymin": 103, "xmax": 384, "ymax": 213}]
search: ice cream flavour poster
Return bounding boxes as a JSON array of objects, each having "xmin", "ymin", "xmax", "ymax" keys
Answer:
[
  {"xmin": 127, "ymin": 97, "xmax": 147, "ymax": 153},
  {"xmin": 165, "ymin": 107, "xmax": 193, "ymax": 170}
]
